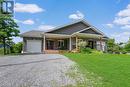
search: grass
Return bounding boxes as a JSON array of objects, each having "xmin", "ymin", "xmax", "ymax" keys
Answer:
[{"xmin": 65, "ymin": 53, "xmax": 130, "ymax": 87}]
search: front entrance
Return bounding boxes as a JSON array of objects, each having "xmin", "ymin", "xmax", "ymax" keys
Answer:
[
  {"xmin": 87, "ymin": 41, "xmax": 96, "ymax": 49},
  {"xmin": 88, "ymin": 41, "xmax": 94, "ymax": 49},
  {"xmin": 58, "ymin": 40, "xmax": 64, "ymax": 50}
]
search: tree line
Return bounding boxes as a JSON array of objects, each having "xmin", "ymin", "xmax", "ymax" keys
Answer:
[{"xmin": 107, "ymin": 39, "xmax": 130, "ymax": 54}]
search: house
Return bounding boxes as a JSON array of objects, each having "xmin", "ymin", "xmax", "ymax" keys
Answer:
[{"xmin": 20, "ymin": 20, "xmax": 108, "ymax": 53}]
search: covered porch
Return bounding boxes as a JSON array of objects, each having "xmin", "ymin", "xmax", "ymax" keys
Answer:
[{"xmin": 42, "ymin": 33, "xmax": 107, "ymax": 53}]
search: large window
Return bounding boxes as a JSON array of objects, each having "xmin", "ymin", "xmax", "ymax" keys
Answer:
[
  {"xmin": 46, "ymin": 40, "xmax": 54, "ymax": 50},
  {"xmin": 58, "ymin": 40, "xmax": 64, "ymax": 50}
]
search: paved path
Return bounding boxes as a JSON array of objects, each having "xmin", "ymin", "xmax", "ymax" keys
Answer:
[{"xmin": 0, "ymin": 54, "xmax": 77, "ymax": 87}]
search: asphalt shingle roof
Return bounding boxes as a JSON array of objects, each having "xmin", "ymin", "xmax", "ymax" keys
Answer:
[{"xmin": 20, "ymin": 30, "xmax": 44, "ymax": 38}]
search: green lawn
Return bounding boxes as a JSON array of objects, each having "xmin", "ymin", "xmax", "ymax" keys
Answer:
[{"xmin": 65, "ymin": 53, "xmax": 130, "ymax": 87}]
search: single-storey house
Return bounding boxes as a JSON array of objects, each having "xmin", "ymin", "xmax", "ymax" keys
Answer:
[{"xmin": 21, "ymin": 20, "xmax": 108, "ymax": 53}]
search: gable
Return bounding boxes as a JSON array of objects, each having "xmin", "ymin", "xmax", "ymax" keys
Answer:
[
  {"xmin": 47, "ymin": 22, "xmax": 90, "ymax": 35},
  {"xmin": 80, "ymin": 28, "xmax": 103, "ymax": 35}
]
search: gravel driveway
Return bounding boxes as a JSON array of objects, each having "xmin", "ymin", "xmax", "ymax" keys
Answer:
[{"xmin": 0, "ymin": 54, "xmax": 81, "ymax": 87}]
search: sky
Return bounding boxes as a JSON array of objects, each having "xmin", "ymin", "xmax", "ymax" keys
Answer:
[{"xmin": 14, "ymin": 0, "xmax": 130, "ymax": 43}]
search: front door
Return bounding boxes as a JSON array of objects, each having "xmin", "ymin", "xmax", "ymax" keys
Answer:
[
  {"xmin": 58, "ymin": 40, "xmax": 64, "ymax": 50},
  {"xmin": 88, "ymin": 41, "xmax": 94, "ymax": 49}
]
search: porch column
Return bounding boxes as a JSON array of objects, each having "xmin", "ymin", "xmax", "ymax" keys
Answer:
[
  {"xmin": 69, "ymin": 37, "xmax": 72, "ymax": 51},
  {"xmin": 43, "ymin": 35, "xmax": 46, "ymax": 52},
  {"xmin": 100, "ymin": 37, "xmax": 102, "ymax": 51},
  {"xmin": 76, "ymin": 37, "xmax": 78, "ymax": 51}
]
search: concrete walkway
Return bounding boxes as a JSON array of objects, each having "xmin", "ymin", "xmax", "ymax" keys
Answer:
[{"xmin": 0, "ymin": 54, "xmax": 78, "ymax": 87}]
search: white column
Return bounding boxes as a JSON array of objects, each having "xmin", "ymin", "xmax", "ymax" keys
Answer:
[
  {"xmin": 76, "ymin": 37, "xmax": 78, "ymax": 51},
  {"xmin": 69, "ymin": 37, "xmax": 72, "ymax": 51},
  {"xmin": 43, "ymin": 35, "xmax": 46, "ymax": 52},
  {"xmin": 100, "ymin": 37, "xmax": 103, "ymax": 51}
]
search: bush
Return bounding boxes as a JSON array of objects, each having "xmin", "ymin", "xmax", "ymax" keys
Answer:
[
  {"xmin": 78, "ymin": 41, "xmax": 91, "ymax": 54},
  {"xmin": 78, "ymin": 41, "xmax": 88, "ymax": 49},
  {"xmin": 11, "ymin": 42, "xmax": 23, "ymax": 53},
  {"xmin": 92, "ymin": 50, "xmax": 103, "ymax": 54},
  {"xmin": 80, "ymin": 47, "xmax": 92, "ymax": 54},
  {"xmin": 0, "ymin": 48, "xmax": 11, "ymax": 55},
  {"xmin": 121, "ymin": 50, "xmax": 127, "ymax": 54},
  {"xmin": 124, "ymin": 42, "xmax": 130, "ymax": 52},
  {"xmin": 0, "ymin": 48, "xmax": 4, "ymax": 55}
]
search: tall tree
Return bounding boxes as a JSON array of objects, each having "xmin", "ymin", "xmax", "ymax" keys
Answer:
[{"xmin": 0, "ymin": 0, "xmax": 20, "ymax": 55}]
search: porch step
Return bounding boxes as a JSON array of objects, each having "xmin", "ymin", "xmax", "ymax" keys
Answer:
[{"xmin": 45, "ymin": 50, "xmax": 60, "ymax": 54}]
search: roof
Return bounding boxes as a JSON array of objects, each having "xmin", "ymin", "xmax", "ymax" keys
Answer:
[
  {"xmin": 20, "ymin": 30, "xmax": 44, "ymax": 38},
  {"xmin": 47, "ymin": 19, "xmax": 105, "ymax": 36},
  {"xmin": 21, "ymin": 20, "xmax": 107, "ymax": 37}
]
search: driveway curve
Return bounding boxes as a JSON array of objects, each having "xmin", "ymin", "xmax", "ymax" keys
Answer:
[{"xmin": 0, "ymin": 54, "xmax": 77, "ymax": 87}]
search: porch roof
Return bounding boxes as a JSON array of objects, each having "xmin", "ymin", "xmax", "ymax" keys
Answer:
[
  {"xmin": 72, "ymin": 33, "xmax": 106, "ymax": 39},
  {"xmin": 44, "ymin": 33, "xmax": 71, "ymax": 39},
  {"xmin": 43, "ymin": 32, "xmax": 108, "ymax": 40}
]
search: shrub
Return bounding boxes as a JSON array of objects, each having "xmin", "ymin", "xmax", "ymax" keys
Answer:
[
  {"xmin": 0, "ymin": 48, "xmax": 11, "ymax": 55},
  {"xmin": 0, "ymin": 48, "xmax": 4, "ymax": 55},
  {"xmin": 124, "ymin": 41, "xmax": 130, "ymax": 52},
  {"xmin": 121, "ymin": 50, "xmax": 127, "ymax": 54},
  {"xmin": 11, "ymin": 42, "xmax": 23, "ymax": 53},
  {"xmin": 92, "ymin": 50, "xmax": 103, "ymax": 54},
  {"xmin": 80, "ymin": 47, "xmax": 92, "ymax": 54},
  {"xmin": 78, "ymin": 41, "xmax": 88, "ymax": 49}
]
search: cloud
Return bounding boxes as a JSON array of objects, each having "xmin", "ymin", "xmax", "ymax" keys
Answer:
[
  {"xmin": 112, "ymin": 4, "xmax": 130, "ymax": 28},
  {"xmin": 121, "ymin": 25, "xmax": 130, "ymax": 29},
  {"xmin": 117, "ymin": 4, "xmax": 130, "ymax": 17},
  {"xmin": 110, "ymin": 32, "xmax": 130, "ymax": 43},
  {"xmin": 113, "ymin": 17, "xmax": 130, "ymax": 25},
  {"xmin": 22, "ymin": 20, "xmax": 34, "ymax": 25},
  {"xmin": 69, "ymin": 11, "xmax": 84, "ymax": 20},
  {"xmin": 14, "ymin": 3, "xmax": 44, "ymax": 13},
  {"xmin": 36, "ymin": 25, "xmax": 55, "ymax": 31},
  {"xmin": 105, "ymin": 23, "xmax": 114, "ymax": 28},
  {"xmin": 15, "ymin": 19, "xmax": 35, "ymax": 25}
]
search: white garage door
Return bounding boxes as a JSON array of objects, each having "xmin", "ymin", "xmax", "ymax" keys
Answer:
[{"xmin": 27, "ymin": 40, "xmax": 42, "ymax": 53}]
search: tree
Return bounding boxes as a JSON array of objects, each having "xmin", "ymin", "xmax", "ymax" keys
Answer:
[
  {"xmin": 107, "ymin": 39, "xmax": 116, "ymax": 53},
  {"xmin": 107, "ymin": 39, "xmax": 128, "ymax": 54},
  {"xmin": 124, "ymin": 39, "xmax": 130, "ymax": 52},
  {"xmin": 0, "ymin": 1, "xmax": 20, "ymax": 55},
  {"xmin": 6, "ymin": 38, "xmax": 15, "ymax": 54}
]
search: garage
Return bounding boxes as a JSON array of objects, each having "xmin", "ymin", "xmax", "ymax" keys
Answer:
[{"xmin": 26, "ymin": 40, "xmax": 42, "ymax": 53}]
